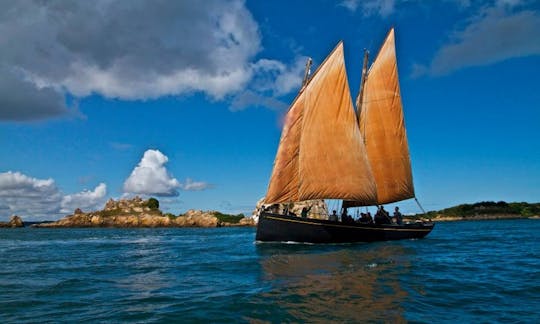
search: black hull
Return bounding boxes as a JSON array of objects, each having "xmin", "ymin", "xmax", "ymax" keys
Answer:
[{"xmin": 256, "ymin": 212, "xmax": 434, "ymax": 243}]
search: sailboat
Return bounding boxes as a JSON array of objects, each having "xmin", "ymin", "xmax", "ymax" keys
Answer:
[{"xmin": 256, "ymin": 28, "xmax": 434, "ymax": 243}]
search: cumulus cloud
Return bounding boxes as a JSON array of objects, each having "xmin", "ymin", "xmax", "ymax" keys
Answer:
[
  {"xmin": 413, "ymin": 3, "xmax": 540, "ymax": 76},
  {"xmin": 0, "ymin": 0, "xmax": 304, "ymax": 120},
  {"xmin": 61, "ymin": 183, "xmax": 107, "ymax": 213},
  {"xmin": 0, "ymin": 171, "xmax": 62, "ymax": 218},
  {"xmin": 0, "ymin": 171, "xmax": 107, "ymax": 220},
  {"xmin": 123, "ymin": 150, "xmax": 181, "ymax": 196}
]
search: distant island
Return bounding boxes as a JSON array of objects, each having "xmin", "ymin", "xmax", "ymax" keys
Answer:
[
  {"xmin": 31, "ymin": 197, "xmax": 255, "ymax": 228},
  {"xmin": 409, "ymin": 201, "xmax": 540, "ymax": 222}
]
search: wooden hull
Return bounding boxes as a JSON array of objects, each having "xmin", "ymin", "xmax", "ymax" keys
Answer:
[{"xmin": 256, "ymin": 212, "xmax": 434, "ymax": 243}]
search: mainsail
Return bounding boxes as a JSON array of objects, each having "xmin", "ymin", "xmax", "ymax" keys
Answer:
[
  {"xmin": 356, "ymin": 28, "xmax": 414, "ymax": 205},
  {"xmin": 265, "ymin": 42, "xmax": 377, "ymax": 204}
]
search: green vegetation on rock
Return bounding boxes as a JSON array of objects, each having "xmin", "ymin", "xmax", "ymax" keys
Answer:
[
  {"xmin": 146, "ymin": 198, "xmax": 159, "ymax": 210},
  {"xmin": 212, "ymin": 212, "xmax": 245, "ymax": 224},
  {"xmin": 416, "ymin": 201, "xmax": 540, "ymax": 219}
]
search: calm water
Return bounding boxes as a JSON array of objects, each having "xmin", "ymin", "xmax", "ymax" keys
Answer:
[{"xmin": 1, "ymin": 219, "xmax": 539, "ymax": 323}]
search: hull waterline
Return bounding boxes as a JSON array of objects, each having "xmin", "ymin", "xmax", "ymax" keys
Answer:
[{"xmin": 256, "ymin": 212, "xmax": 434, "ymax": 244}]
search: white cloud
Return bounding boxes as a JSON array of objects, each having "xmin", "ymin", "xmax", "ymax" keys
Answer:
[
  {"xmin": 61, "ymin": 183, "xmax": 107, "ymax": 213},
  {"xmin": 1, "ymin": 0, "xmax": 260, "ymax": 101},
  {"xmin": 181, "ymin": 178, "xmax": 212, "ymax": 191},
  {"xmin": 0, "ymin": 0, "xmax": 306, "ymax": 120},
  {"xmin": 413, "ymin": 4, "xmax": 540, "ymax": 76},
  {"xmin": 123, "ymin": 150, "xmax": 181, "ymax": 196},
  {"xmin": 0, "ymin": 171, "xmax": 108, "ymax": 220},
  {"xmin": 273, "ymin": 57, "xmax": 310, "ymax": 96},
  {"xmin": 251, "ymin": 57, "xmax": 307, "ymax": 95},
  {"xmin": 229, "ymin": 56, "xmax": 308, "ymax": 111},
  {"xmin": 0, "ymin": 171, "xmax": 63, "ymax": 219}
]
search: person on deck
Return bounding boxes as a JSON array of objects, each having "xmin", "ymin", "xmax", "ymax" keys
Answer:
[
  {"xmin": 329, "ymin": 210, "xmax": 338, "ymax": 222},
  {"xmin": 375, "ymin": 206, "xmax": 392, "ymax": 225},
  {"xmin": 341, "ymin": 207, "xmax": 352, "ymax": 223},
  {"xmin": 301, "ymin": 206, "xmax": 312, "ymax": 218},
  {"xmin": 359, "ymin": 212, "xmax": 373, "ymax": 224},
  {"xmin": 366, "ymin": 212, "xmax": 373, "ymax": 223},
  {"xmin": 394, "ymin": 206, "xmax": 403, "ymax": 225}
]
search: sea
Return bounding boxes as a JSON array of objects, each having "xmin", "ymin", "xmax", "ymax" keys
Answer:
[{"xmin": 1, "ymin": 219, "xmax": 539, "ymax": 323}]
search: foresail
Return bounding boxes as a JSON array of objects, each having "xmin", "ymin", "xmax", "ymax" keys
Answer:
[
  {"xmin": 358, "ymin": 28, "xmax": 414, "ymax": 205},
  {"xmin": 265, "ymin": 42, "xmax": 377, "ymax": 204},
  {"xmin": 265, "ymin": 92, "xmax": 304, "ymax": 203}
]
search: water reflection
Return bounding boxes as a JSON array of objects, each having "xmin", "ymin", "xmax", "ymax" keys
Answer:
[
  {"xmin": 112, "ymin": 237, "xmax": 175, "ymax": 314},
  {"xmin": 253, "ymin": 244, "xmax": 413, "ymax": 322}
]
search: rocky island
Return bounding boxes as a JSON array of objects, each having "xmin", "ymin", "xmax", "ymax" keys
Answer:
[
  {"xmin": 34, "ymin": 197, "xmax": 255, "ymax": 228},
  {"xmin": 0, "ymin": 215, "xmax": 24, "ymax": 228}
]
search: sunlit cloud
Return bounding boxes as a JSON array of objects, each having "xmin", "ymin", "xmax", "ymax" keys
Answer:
[
  {"xmin": 60, "ymin": 183, "xmax": 107, "ymax": 213},
  {"xmin": 123, "ymin": 149, "xmax": 181, "ymax": 197},
  {"xmin": 0, "ymin": 171, "xmax": 107, "ymax": 220}
]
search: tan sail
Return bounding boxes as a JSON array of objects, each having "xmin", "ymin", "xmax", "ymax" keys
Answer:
[
  {"xmin": 358, "ymin": 28, "xmax": 414, "ymax": 205},
  {"xmin": 265, "ymin": 42, "xmax": 377, "ymax": 204}
]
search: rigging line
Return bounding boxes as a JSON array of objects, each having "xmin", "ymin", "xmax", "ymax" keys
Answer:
[{"xmin": 414, "ymin": 197, "xmax": 431, "ymax": 221}]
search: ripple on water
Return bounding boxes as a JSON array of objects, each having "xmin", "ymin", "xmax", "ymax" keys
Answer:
[{"xmin": 0, "ymin": 221, "xmax": 539, "ymax": 322}]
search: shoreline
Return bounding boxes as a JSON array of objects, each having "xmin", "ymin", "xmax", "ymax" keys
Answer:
[
  {"xmin": 7, "ymin": 214, "xmax": 538, "ymax": 229},
  {"xmin": 412, "ymin": 214, "xmax": 539, "ymax": 222}
]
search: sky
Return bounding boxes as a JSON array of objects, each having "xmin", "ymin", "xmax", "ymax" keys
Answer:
[{"xmin": 1, "ymin": 0, "xmax": 539, "ymax": 221}]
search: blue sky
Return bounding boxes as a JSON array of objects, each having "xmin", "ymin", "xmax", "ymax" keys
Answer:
[{"xmin": 1, "ymin": 0, "xmax": 539, "ymax": 220}]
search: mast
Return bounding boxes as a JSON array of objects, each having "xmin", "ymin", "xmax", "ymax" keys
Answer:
[
  {"xmin": 355, "ymin": 50, "xmax": 369, "ymax": 119},
  {"xmin": 302, "ymin": 57, "xmax": 313, "ymax": 87}
]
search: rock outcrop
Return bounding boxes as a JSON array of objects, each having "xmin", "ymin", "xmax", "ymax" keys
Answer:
[
  {"xmin": 0, "ymin": 215, "xmax": 24, "ymax": 228},
  {"xmin": 238, "ymin": 216, "xmax": 256, "ymax": 226},
  {"xmin": 175, "ymin": 209, "xmax": 220, "ymax": 227},
  {"xmin": 34, "ymin": 197, "xmax": 255, "ymax": 228}
]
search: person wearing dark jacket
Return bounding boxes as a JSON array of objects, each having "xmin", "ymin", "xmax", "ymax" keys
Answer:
[
  {"xmin": 393, "ymin": 206, "xmax": 403, "ymax": 225},
  {"xmin": 375, "ymin": 206, "xmax": 392, "ymax": 225}
]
